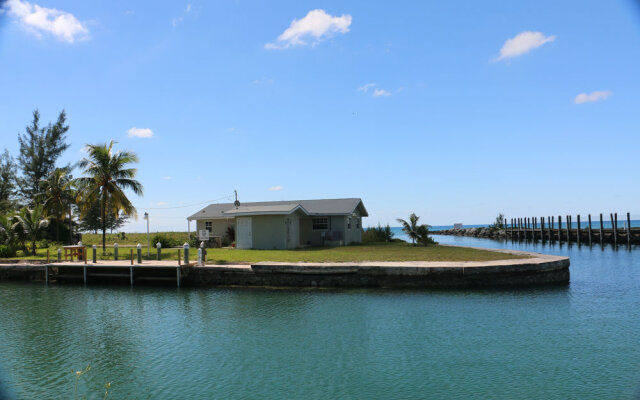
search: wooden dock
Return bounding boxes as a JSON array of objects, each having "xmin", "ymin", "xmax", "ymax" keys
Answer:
[
  {"xmin": 45, "ymin": 261, "xmax": 189, "ymax": 287},
  {"xmin": 506, "ymin": 212, "xmax": 639, "ymax": 247}
]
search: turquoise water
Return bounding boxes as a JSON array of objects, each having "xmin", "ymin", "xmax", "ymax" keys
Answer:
[{"xmin": 1, "ymin": 237, "xmax": 640, "ymax": 399}]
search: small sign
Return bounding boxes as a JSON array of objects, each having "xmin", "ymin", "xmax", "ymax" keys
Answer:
[{"xmin": 199, "ymin": 229, "xmax": 210, "ymax": 241}]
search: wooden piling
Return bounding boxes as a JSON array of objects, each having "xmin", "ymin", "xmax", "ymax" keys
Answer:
[
  {"xmin": 610, "ymin": 213, "xmax": 616, "ymax": 247},
  {"xmin": 577, "ymin": 215, "xmax": 581, "ymax": 246},
  {"xmin": 45, "ymin": 265, "xmax": 48, "ymax": 284},
  {"xmin": 566, "ymin": 215, "xmax": 570, "ymax": 242},
  {"xmin": 178, "ymin": 249, "xmax": 182, "ymax": 266},
  {"xmin": 588, "ymin": 214, "xmax": 592, "ymax": 246},
  {"xmin": 549, "ymin": 216, "xmax": 553, "ymax": 241},
  {"xmin": 130, "ymin": 249, "xmax": 134, "ymax": 265},
  {"xmin": 130, "ymin": 266, "xmax": 134, "ymax": 286},
  {"xmin": 614, "ymin": 213, "xmax": 619, "ymax": 247},
  {"xmin": 600, "ymin": 213, "xmax": 604, "ymax": 246},
  {"xmin": 627, "ymin": 212, "xmax": 631, "ymax": 248},
  {"xmin": 541, "ymin": 217, "xmax": 545, "ymax": 241},
  {"xmin": 84, "ymin": 247, "xmax": 87, "ymax": 265},
  {"xmin": 46, "ymin": 249, "xmax": 50, "ymax": 264},
  {"xmin": 558, "ymin": 216, "xmax": 562, "ymax": 243}
]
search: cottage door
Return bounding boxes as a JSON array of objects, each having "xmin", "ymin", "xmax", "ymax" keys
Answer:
[{"xmin": 237, "ymin": 217, "xmax": 252, "ymax": 249}]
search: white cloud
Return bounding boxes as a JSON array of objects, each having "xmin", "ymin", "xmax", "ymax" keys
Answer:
[
  {"xmin": 163, "ymin": 176, "xmax": 172, "ymax": 180},
  {"xmin": 574, "ymin": 90, "xmax": 612, "ymax": 104},
  {"xmin": 127, "ymin": 127, "xmax": 153, "ymax": 138},
  {"xmin": 358, "ymin": 83, "xmax": 375, "ymax": 93},
  {"xmin": 3, "ymin": 0, "xmax": 89, "ymax": 43},
  {"xmin": 358, "ymin": 83, "xmax": 391, "ymax": 97},
  {"xmin": 172, "ymin": 17, "xmax": 183, "ymax": 27},
  {"xmin": 265, "ymin": 9, "xmax": 352, "ymax": 49},
  {"xmin": 268, "ymin": 186, "xmax": 284, "ymax": 191},
  {"xmin": 494, "ymin": 31, "xmax": 555, "ymax": 61},
  {"xmin": 186, "ymin": 4, "xmax": 192, "ymax": 13},
  {"xmin": 373, "ymin": 88, "xmax": 391, "ymax": 97}
]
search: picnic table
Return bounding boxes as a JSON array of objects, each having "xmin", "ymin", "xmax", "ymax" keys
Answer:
[{"xmin": 63, "ymin": 245, "xmax": 85, "ymax": 261}]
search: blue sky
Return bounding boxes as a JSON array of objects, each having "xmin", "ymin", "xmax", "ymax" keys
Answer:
[{"xmin": 1, "ymin": 0, "xmax": 639, "ymax": 232}]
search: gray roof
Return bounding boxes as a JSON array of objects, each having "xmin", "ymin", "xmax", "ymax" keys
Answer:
[{"xmin": 188, "ymin": 198, "xmax": 368, "ymax": 220}]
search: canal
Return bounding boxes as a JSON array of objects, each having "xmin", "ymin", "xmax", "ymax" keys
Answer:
[{"xmin": 0, "ymin": 236, "xmax": 638, "ymax": 399}]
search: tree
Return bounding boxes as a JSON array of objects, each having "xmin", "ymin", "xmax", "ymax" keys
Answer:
[
  {"xmin": 0, "ymin": 150, "xmax": 17, "ymax": 213},
  {"xmin": 75, "ymin": 141, "xmax": 143, "ymax": 252},
  {"xmin": 37, "ymin": 168, "xmax": 74, "ymax": 243},
  {"xmin": 17, "ymin": 110, "xmax": 70, "ymax": 203},
  {"xmin": 12, "ymin": 205, "xmax": 49, "ymax": 255},
  {"xmin": 397, "ymin": 213, "xmax": 434, "ymax": 245},
  {"xmin": 490, "ymin": 213, "xmax": 505, "ymax": 230}
]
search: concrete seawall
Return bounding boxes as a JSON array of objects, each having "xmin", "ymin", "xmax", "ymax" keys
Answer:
[{"xmin": 0, "ymin": 249, "xmax": 569, "ymax": 288}]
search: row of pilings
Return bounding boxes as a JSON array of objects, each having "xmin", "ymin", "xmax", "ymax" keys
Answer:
[{"xmin": 507, "ymin": 212, "xmax": 639, "ymax": 247}]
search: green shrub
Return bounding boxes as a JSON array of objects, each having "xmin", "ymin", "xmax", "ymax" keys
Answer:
[
  {"xmin": 0, "ymin": 244, "xmax": 16, "ymax": 258},
  {"xmin": 151, "ymin": 234, "xmax": 180, "ymax": 248},
  {"xmin": 363, "ymin": 224, "xmax": 394, "ymax": 243}
]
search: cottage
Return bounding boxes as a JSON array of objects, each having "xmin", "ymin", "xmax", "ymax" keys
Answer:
[{"xmin": 187, "ymin": 198, "xmax": 368, "ymax": 249}]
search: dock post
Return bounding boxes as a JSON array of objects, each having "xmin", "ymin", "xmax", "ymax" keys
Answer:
[
  {"xmin": 577, "ymin": 215, "xmax": 581, "ymax": 246},
  {"xmin": 157, "ymin": 242, "xmax": 162, "ymax": 261},
  {"xmin": 45, "ymin": 265, "xmax": 48, "ymax": 284},
  {"xmin": 47, "ymin": 249, "xmax": 50, "ymax": 264},
  {"xmin": 114, "ymin": 243, "xmax": 118, "ymax": 260},
  {"xmin": 549, "ymin": 216, "xmax": 553, "ymax": 241},
  {"xmin": 627, "ymin": 212, "xmax": 632, "ymax": 248},
  {"xmin": 600, "ymin": 213, "xmax": 604, "ymax": 245},
  {"xmin": 83, "ymin": 264, "xmax": 87, "ymax": 284},
  {"xmin": 610, "ymin": 213, "xmax": 616, "ymax": 247},
  {"xmin": 613, "ymin": 213, "xmax": 618, "ymax": 247},
  {"xmin": 130, "ymin": 265, "xmax": 133, "ymax": 286},
  {"xmin": 176, "ymin": 267, "xmax": 181, "ymax": 288},
  {"xmin": 183, "ymin": 243, "xmax": 190, "ymax": 265},
  {"xmin": 198, "ymin": 248, "xmax": 202, "ymax": 266},
  {"xmin": 137, "ymin": 244, "xmax": 142, "ymax": 264},
  {"xmin": 541, "ymin": 217, "xmax": 544, "ymax": 242},
  {"xmin": 588, "ymin": 214, "xmax": 592, "ymax": 246},
  {"xmin": 178, "ymin": 249, "xmax": 181, "ymax": 266},
  {"xmin": 92, "ymin": 245, "xmax": 97, "ymax": 263},
  {"xmin": 84, "ymin": 247, "xmax": 87, "ymax": 265},
  {"xmin": 566, "ymin": 215, "xmax": 570, "ymax": 243},
  {"xmin": 130, "ymin": 249, "xmax": 134, "ymax": 265},
  {"xmin": 57, "ymin": 248, "xmax": 61, "ymax": 263},
  {"xmin": 558, "ymin": 216, "xmax": 562, "ymax": 243}
]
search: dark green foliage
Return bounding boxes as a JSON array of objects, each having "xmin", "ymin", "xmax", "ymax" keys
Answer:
[
  {"xmin": 17, "ymin": 110, "xmax": 70, "ymax": 203},
  {"xmin": 363, "ymin": 223, "xmax": 394, "ymax": 243},
  {"xmin": 151, "ymin": 234, "xmax": 180, "ymax": 248},
  {"xmin": 12, "ymin": 205, "xmax": 49, "ymax": 255},
  {"xmin": 489, "ymin": 213, "xmax": 505, "ymax": 231},
  {"xmin": 0, "ymin": 244, "xmax": 16, "ymax": 258},
  {"xmin": 78, "ymin": 198, "xmax": 129, "ymax": 234},
  {"xmin": 0, "ymin": 150, "xmax": 17, "ymax": 213}
]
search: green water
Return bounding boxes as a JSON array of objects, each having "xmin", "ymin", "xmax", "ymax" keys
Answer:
[{"xmin": 0, "ymin": 236, "xmax": 639, "ymax": 399}]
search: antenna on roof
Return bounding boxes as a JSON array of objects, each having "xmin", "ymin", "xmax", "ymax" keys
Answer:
[{"xmin": 234, "ymin": 190, "xmax": 240, "ymax": 208}]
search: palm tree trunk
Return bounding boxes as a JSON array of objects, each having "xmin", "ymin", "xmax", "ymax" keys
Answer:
[
  {"xmin": 32, "ymin": 239, "xmax": 36, "ymax": 256},
  {"xmin": 56, "ymin": 211, "xmax": 60, "ymax": 243},
  {"xmin": 101, "ymin": 202, "xmax": 106, "ymax": 253}
]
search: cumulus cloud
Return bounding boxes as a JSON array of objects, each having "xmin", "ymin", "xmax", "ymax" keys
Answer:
[
  {"xmin": 574, "ymin": 90, "xmax": 612, "ymax": 104},
  {"xmin": 127, "ymin": 127, "xmax": 153, "ymax": 138},
  {"xmin": 494, "ymin": 31, "xmax": 555, "ymax": 61},
  {"xmin": 3, "ymin": 0, "xmax": 89, "ymax": 43},
  {"xmin": 268, "ymin": 186, "xmax": 284, "ymax": 191},
  {"xmin": 265, "ymin": 9, "xmax": 352, "ymax": 49}
]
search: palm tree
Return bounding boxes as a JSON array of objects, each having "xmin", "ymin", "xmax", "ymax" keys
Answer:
[
  {"xmin": 12, "ymin": 205, "xmax": 49, "ymax": 255},
  {"xmin": 38, "ymin": 168, "xmax": 74, "ymax": 243},
  {"xmin": 0, "ymin": 214, "xmax": 16, "ymax": 246},
  {"xmin": 75, "ymin": 141, "xmax": 143, "ymax": 252},
  {"xmin": 397, "ymin": 213, "xmax": 422, "ymax": 244}
]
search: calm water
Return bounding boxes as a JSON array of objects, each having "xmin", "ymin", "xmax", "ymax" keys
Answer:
[{"xmin": 1, "ymin": 237, "xmax": 640, "ymax": 399}]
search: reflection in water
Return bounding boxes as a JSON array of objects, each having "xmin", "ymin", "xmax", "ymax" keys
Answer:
[{"xmin": 0, "ymin": 236, "xmax": 638, "ymax": 399}]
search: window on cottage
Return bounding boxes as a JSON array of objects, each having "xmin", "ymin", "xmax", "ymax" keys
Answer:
[
  {"xmin": 205, "ymin": 221, "xmax": 212, "ymax": 233},
  {"xmin": 312, "ymin": 217, "xmax": 329, "ymax": 231},
  {"xmin": 347, "ymin": 217, "xmax": 352, "ymax": 229}
]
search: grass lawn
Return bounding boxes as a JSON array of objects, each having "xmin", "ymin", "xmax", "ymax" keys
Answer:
[
  {"xmin": 0, "ymin": 242, "xmax": 525, "ymax": 263},
  {"xmin": 79, "ymin": 232, "xmax": 189, "ymax": 246}
]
